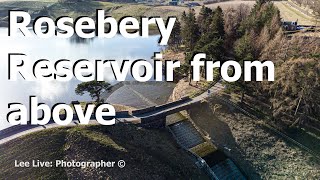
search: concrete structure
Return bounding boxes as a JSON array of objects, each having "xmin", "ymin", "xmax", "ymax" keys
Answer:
[
  {"xmin": 167, "ymin": 118, "xmax": 246, "ymax": 179},
  {"xmin": 283, "ymin": 21, "xmax": 298, "ymax": 31},
  {"xmin": 0, "ymin": 81, "xmax": 247, "ymax": 179},
  {"xmin": 0, "ymin": 82, "xmax": 224, "ymax": 144}
]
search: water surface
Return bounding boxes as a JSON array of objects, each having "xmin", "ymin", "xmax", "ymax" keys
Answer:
[{"xmin": 0, "ymin": 28, "xmax": 169, "ymax": 130}]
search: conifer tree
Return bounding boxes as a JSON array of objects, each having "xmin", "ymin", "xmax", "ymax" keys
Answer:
[
  {"xmin": 168, "ymin": 19, "xmax": 181, "ymax": 51},
  {"xmin": 197, "ymin": 5, "xmax": 213, "ymax": 34},
  {"xmin": 194, "ymin": 6, "xmax": 225, "ymax": 57},
  {"xmin": 181, "ymin": 11, "xmax": 187, "ymax": 25},
  {"xmin": 230, "ymin": 32, "xmax": 255, "ymax": 102},
  {"xmin": 181, "ymin": 9, "xmax": 200, "ymax": 52},
  {"xmin": 210, "ymin": 6, "xmax": 225, "ymax": 39}
]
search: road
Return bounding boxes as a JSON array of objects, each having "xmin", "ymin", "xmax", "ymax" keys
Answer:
[{"xmin": 0, "ymin": 82, "xmax": 224, "ymax": 145}]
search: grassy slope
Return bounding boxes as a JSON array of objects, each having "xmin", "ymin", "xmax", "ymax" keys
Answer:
[
  {"xmin": 0, "ymin": 1, "xmax": 54, "ymax": 18},
  {"xmin": 0, "ymin": 124, "xmax": 207, "ymax": 179},
  {"xmin": 1, "ymin": 0, "xmax": 317, "ymax": 26},
  {"xmin": 0, "ymin": 0, "xmax": 254, "ymax": 21},
  {"xmin": 0, "ymin": 128, "xmax": 68, "ymax": 179},
  {"xmin": 48, "ymin": 1, "xmax": 184, "ymax": 20},
  {"xmin": 274, "ymin": 1, "xmax": 317, "ymax": 25},
  {"xmin": 188, "ymin": 96, "xmax": 320, "ymax": 179}
]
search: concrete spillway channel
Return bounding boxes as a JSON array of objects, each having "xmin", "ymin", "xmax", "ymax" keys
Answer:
[{"xmin": 167, "ymin": 119, "xmax": 246, "ymax": 180}]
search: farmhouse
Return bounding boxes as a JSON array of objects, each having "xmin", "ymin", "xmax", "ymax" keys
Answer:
[{"xmin": 282, "ymin": 21, "xmax": 298, "ymax": 31}]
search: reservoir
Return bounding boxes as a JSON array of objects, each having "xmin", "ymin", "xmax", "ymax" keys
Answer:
[{"xmin": 0, "ymin": 28, "xmax": 174, "ymax": 130}]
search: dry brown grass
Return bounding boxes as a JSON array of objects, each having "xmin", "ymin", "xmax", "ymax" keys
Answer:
[
  {"xmin": 153, "ymin": 1, "xmax": 256, "ymax": 15},
  {"xmin": 197, "ymin": 0, "xmax": 255, "ymax": 13},
  {"xmin": 274, "ymin": 1, "xmax": 318, "ymax": 25}
]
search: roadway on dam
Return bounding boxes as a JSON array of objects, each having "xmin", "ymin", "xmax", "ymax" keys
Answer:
[{"xmin": 0, "ymin": 82, "xmax": 224, "ymax": 145}]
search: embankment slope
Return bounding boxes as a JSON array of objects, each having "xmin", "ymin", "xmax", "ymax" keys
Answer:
[{"xmin": 0, "ymin": 124, "xmax": 207, "ymax": 179}]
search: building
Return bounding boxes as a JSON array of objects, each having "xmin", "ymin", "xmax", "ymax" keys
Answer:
[
  {"xmin": 283, "ymin": 21, "xmax": 298, "ymax": 31},
  {"xmin": 169, "ymin": 0, "xmax": 178, "ymax": 6},
  {"xmin": 186, "ymin": 2, "xmax": 201, "ymax": 7}
]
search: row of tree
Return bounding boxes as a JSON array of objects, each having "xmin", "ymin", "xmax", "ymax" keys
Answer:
[{"xmin": 168, "ymin": 0, "xmax": 320, "ymax": 127}]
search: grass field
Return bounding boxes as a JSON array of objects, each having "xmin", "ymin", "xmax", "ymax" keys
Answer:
[
  {"xmin": 0, "ymin": 0, "xmax": 256, "ymax": 22},
  {"xmin": 0, "ymin": 0, "xmax": 319, "ymax": 26},
  {"xmin": 0, "ymin": 128, "xmax": 68, "ymax": 179},
  {"xmin": 0, "ymin": 124, "xmax": 206, "ymax": 179},
  {"xmin": 0, "ymin": 1, "xmax": 54, "ymax": 18},
  {"xmin": 48, "ymin": 2, "xmax": 185, "ymax": 20},
  {"xmin": 274, "ymin": 1, "xmax": 318, "ymax": 26}
]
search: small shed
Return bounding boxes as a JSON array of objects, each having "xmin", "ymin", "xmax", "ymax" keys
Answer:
[{"xmin": 283, "ymin": 21, "xmax": 298, "ymax": 31}]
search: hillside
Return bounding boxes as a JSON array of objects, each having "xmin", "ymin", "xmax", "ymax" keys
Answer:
[
  {"xmin": 274, "ymin": 1, "xmax": 319, "ymax": 25},
  {"xmin": 291, "ymin": 0, "xmax": 320, "ymax": 15},
  {"xmin": 0, "ymin": 0, "xmax": 318, "ymax": 26},
  {"xmin": 0, "ymin": 0, "xmax": 256, "ymax": 26},
  {"xmin": 189, "ymin": 97, "xmax": 320, "ymax": 179},
  {"xmin": 168, "ymin": 80, "xmax": 320, "ymax": 178},
  {"xmin": 0, "ymin": 124, "xmax": 207, "ymax": 179}
]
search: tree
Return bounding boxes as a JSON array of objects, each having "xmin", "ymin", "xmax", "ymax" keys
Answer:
[
  {"xmin": 223, "ymin": 5, "xmax": 250, "ymax": 50},
  {"xmin": 197, "ymin": 37, "xmax": 224, "ymax": 62},
  {"xmin": 210, "ymin": 6, "xmax": 225, "ymax": 39},
  {"xmin": 75, "ymin": 81, "xmax": 111, "ymax": 103},
  {"xmin": 261, "ymin": 34, "xmax": 320, "ymax": 123},
  {"xmin": 197, "ymin": 6, "xmax": 226, "ymax": 57},
  {"xmin": 197, "ymin": 5, "xmax": 213, "ymax": 34},
  {"xmin": 270, "ymin": 58, "xmax": 320, "ymax": 124},
  {"xmin": 229, "ymin": 31, "xmax": 256, "ymax": 103},
  {"xmin": 238, "ymin": 2, "xmax": 280, "ymax": 36},
  {"xmin": 181, "ymin": 11, "xmax": 187, "ymax": 23},
  {"xmin": 235, "ymin": 32, "xmax": 255, "ymax": 62},
  {"xmin": 225, "ymin": 2, "xmax": 282, "ymax": 103},
  {"xmin": 184, "ymin": 52, "xmax": 195, "ymax": 85},
  {"xmin": 181, "ymin": 9, "xmax": 200, "ymax": 52},
  {"xmin": 256, "ymin": 0, "xmax": 269, "ymax": 5},
  {"xmin": 195, "ymin": 6, "xmax": 225, "ymax": 50},
  {"xmin": 168, "ymin": 19, "xmax": 181, "ymax": 51}
]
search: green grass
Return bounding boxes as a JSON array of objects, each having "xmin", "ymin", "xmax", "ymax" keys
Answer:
[
  {"xmin": 0, "ymin": 1, "xmax": 185, "ymax": 20},
  {"xmin": 0, "ymin": 128, "xmax": 69, "ymax": 179},
  {"xmin": 0, "ymin": 124, "xmax": 207, "ymax": 179},
  {"xmin": 0, "ymin": 1, "xmax": 54, "ymax": 17},
  {"xmin": 47, "ymin": 2, "xmax": 183, "ymax": 20},
  {"xmin": 48, "ymin": 1, "xmax": 118, "ymax": 19},
  {"xmin": 47, "ymin": 1, "xmax": 137, "ymax": 19}
]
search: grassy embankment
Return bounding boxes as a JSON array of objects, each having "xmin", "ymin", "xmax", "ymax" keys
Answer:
[
  {"xmin": 0, "ymin": 0, "xmax": 318, "ymax": 26},
  {"xmin": 0, "ymin": 124, "xmax": 207, "ymax": 179},
  {"xmin": 274, "ymin": 1, "xmax": 318, "ymax": 26},
  {"xmin": 0, "ymin": 0, "xmax": 256, "ymax": 30},
  {"xmin": 188, "ymin": 97, "xmax": 320, "ymax": 179}
]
